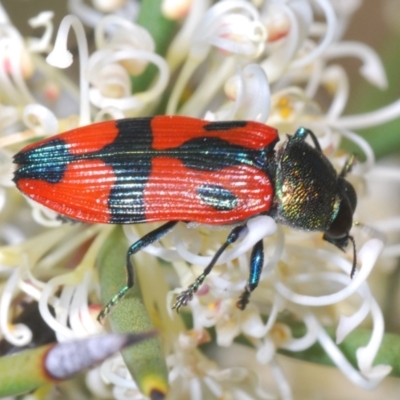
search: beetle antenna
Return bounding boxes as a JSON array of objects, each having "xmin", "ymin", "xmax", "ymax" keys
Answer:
[{"xmin": 349, "ymin": 235, "xmax": 357, "ymax": 278}]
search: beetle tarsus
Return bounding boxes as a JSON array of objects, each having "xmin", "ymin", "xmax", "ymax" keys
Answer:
[
  {"xmin": 236, "ymin": 287, "xmax": 251, "ymax": 310},
  {"xmin": 98, "ymin": 285, "xmax": 129, "ymax": 324},
  {"xmin": 173, "ymin": 274, "xmax": 206, "ymax": 312}
]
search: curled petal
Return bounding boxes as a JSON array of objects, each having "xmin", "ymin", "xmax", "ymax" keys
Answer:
[
  {"xmin": 192, "ymin": 0, "xmax": 265, "ymax": 59},
  {"xmin": 46, "ymin": 15, "xmax": 90, "ymax": 125},
  {"xmin": 336, "ymin": 284, "xmax": 372, "ymax": 344},
  {"xmin": 256, "ymin": 338, "xmax": 275, "ymax": 364},
  {"xmin": 92, "ymin": 0, "xmax": 127, "ymax": 13},
  {"xmin": 315, "ymin": 317, "xmax": 380, "ymax": 389},
  {"xmin": 216, "ymin": 314, "xmax": 241, "ymax": 347},
  {"xmin": 275, "ymin": 239, "xmax": 383, "ymax": 306},
  {"xmin": 281, "ymin": 312, "xmax": 319, "ymax": 351},
  {"xmin": 290, "ymin": 0, "xmax": 337, "ymax": 70},
  {"xmin": 166, "ymin": 0, "xmax": 211, "ymax": 71},
  {"xmin": 89, "ymin": 49, "xmax": 169, "ymax": 111},
  {"xmin": 22, "ymin": 104, "xmax": 58, "ymax": 135},
  {"xmin": 27, "ymin": 11, "xmax": 54, "ymax": 52},
  {"xmin": 332, "ymin": 97, "xmax": 400, "ymax": 131},
  {"xmin": 322, "ymin": 65, "xmax": 349, "ymax": 120},
  {"xmin": 240, "ymin": 305, "xmax": 269, "ymax": 338},
  {"xmin": 324, "ymin": 41, "xmax": 388, "ymax": 89},
  {"xmin": 218, "ymin": 64, "xmax": 271, "ymax": 122},
  {"xmin": 261, "ymin": 0, "xmax": 312, "ymax": 82},
  {"xmin": 94, "ymin": 106, "xmax": 125, "ymax": 121},
  {"xmin": 355, "ymin": 298, "xmax": 392, "ymax": 381},
  {"xmin": 0, "ymin": 269, "xmax": 33, "ymax": 346},
  {"xmin": 94, "ymin": 16, "xmax": 154, "ymax": 75},
  {"xmin": 68, "ymin": 0, "xmax": 138, "ymax": 28}
]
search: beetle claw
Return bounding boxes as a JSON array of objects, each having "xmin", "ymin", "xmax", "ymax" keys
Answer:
[
  {"xmin": 173, "ymin": 289, "xmax": 194, "ymax": 312},
  {"xmin": 236, "ymin": 289, "xmax": 251, "ymax": 310}
]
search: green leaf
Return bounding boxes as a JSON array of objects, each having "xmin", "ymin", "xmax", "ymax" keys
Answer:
[{"xmin": 97, "ymin": 227, "xmax": 169, "ymax": 399}]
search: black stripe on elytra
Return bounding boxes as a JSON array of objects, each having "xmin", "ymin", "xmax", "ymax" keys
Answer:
[
  {"xmin": 13, "ymin": 138, "xmax": 72, "ymax": 184},
  {"xmin": 99, "ymin": 118, "xmax": 153, "ymax": 223},
  {"xmin": 162, "ymin": 136, "xmax": 268, "ymax": 171},
  {"xmin": 203, "ymin": 120, "xmax": 247, "ymax": 131}
]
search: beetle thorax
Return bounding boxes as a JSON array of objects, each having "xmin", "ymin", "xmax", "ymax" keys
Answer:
[{"xmin": 274, "ymin": 135, "xmax": 341, "ymax": 232}]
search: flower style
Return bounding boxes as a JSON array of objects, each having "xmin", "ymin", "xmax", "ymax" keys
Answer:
[{"xmin": 0, "ymin": 0, "xmax": 400, "ymax": 399}]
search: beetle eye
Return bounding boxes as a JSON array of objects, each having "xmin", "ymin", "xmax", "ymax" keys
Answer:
[
  {"xmin": 326, "ymin": 178, "xmax": 357, "ymax": 240},
  {"xmin": 326, "ymin": 198, "xmax": 353, "ymax": 239}
]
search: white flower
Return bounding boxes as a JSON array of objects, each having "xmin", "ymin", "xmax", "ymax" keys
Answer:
[{"xmin": 0, "ymin": 1, "xmax": 400, "ymax": 399}]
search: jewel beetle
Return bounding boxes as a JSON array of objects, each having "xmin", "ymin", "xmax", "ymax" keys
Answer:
[{"xmin": 13, "ymin": 116, "xmax": 357, "ymax": 321}]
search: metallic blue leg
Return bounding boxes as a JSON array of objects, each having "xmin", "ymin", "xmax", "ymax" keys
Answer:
[
  {"xmin": 98, "ymin": 221, "xmax": 178, "ymax": 322},
  {"xmin": 173, "ymin": 225, "xmax": 246, "ymax": 312},
  {"xmin": 125, "ymin": 221, "xmax": 178, "ymax": 288},
  {"xmin": 236, "ymin": 239, "xmax": 264, "ymax": 310}
]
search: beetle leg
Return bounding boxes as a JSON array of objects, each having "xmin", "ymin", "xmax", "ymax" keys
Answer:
[
  {"xmin": 293, "ymin": 127, "xmax": 322, "ymax": 151},
  {"xmin": 236, "ymin": 239, "xmax": 264, "ymax": 310},
  {"xmin": 173, "ymin": 225, "xmax": 246, "ymax": 312},
  {"xmin": 339, "ymin": 153, "xmax": 356, "ymax": 178},
  {"xmin": 98, "ymin": 221, "xmax": 178, "ymax": 323}
]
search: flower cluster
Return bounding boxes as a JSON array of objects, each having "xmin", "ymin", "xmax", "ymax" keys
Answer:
[{"xmin": 0, "ymin": 0, "xmax": 400, "ymax": 399}]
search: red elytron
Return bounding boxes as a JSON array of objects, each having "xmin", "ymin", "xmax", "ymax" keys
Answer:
[{"xmin": 14, "ymin": 116, "xmax": 278, "ymax": 225}]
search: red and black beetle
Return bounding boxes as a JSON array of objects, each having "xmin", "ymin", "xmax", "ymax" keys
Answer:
[{"xmin": 13, "ymin": 116, "xmax": 357, "ymax": 320}]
